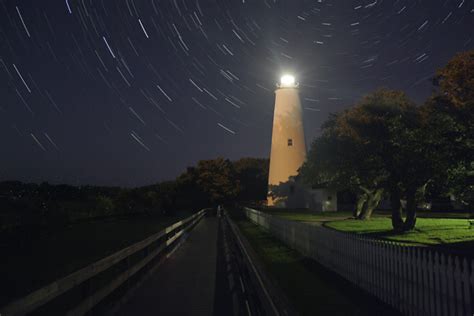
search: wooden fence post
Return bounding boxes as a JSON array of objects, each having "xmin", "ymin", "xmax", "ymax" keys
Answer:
[
  {"xmin": 422, "ymin": 250, "xmax": 429, "ymax": 314},
  {"xmin": 396, "ymin": 245, "xmax": 403, "ymax": 313},
  {"xmin": 427, "ymin": 251, "xmax": 435, "ymax": 316},
  {"xmin": 434, "ymin": 252, "xmax": 442, "ymax": 316},
  {"xmin": 407, "ymin": 247, "xmax": 414, "ymax": 316},
  {"xmin": 376, "ymin": 241, "xmax": 382, "ymax": 298},
  {"xmin": 402, "ymin": 247, "xmax": 411, "ymax": 314},
  {"xmin": 447, "ymin": 256, "xmax": 455, "ymax": 316},
  {"xmin": 350, "ymin": 236, "xmax": 356, "ymax": 284},
  {"xmin": 463, "ymin": 259, "xmax": 473, "ymax": 316},
  {"xmin": 383, "ymin": 243, "xmax": 389, "ymax": 307},
  {"xmin": 397, "ymin": 245, "xmax": 406, "ymax": 311},
  {"xmin": 414, "ymin": 248, "xmax": 423, "ymax": 314},
  {"xmin": 468, "ymin": 260, "xmax": 474, "ymax": 314},
  {"xmin": 440, "ymin": 254, "xmax": 449, "ymax": 316},
  {"xmin": 453, "ymin": 257, "xmax": 463, "ymax": 316},
  {"xmin": 390, "ymin": 243, "xmax": 396, "ymax": 310}
]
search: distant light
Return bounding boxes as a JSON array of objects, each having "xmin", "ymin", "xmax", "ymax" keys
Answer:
[{"xmin": 280, "ymin": 74, "xmax": 296, "ymax": 87}]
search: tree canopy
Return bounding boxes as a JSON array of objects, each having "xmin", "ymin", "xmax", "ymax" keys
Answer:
[{"xmin": 301, "ymin": 50, "xmax": 474, "ymax": 231}]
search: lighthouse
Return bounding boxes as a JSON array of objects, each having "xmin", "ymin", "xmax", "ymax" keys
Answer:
[{"xmin": 267, "ymin": 75, "xmax": 307, "ymax": 206}]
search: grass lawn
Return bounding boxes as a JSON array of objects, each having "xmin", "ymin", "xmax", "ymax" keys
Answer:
[
  {"xmin": 0, "ymin": 211, "xmax": 191, "ymax": 306},
  {"xmin": 256, "ymin": 207, "xmax": 474, "ymax": 257},
  {"xmin": 325, "ymin": 218, "xmax": 474, "ymax": 246},
  {"xmin": 229, "ymin": 209, "xmax": 399, "ymax": 316}
]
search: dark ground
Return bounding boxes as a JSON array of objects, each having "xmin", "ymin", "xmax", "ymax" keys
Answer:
[{"xmin": 0, "ymin": 211, "xmax": 191, "ymax": 306}]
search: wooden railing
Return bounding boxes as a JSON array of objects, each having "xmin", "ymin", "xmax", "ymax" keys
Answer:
[
  {"xmin": 244, "ymin": 207, "xmax": 474, "ymax": 316},
  {"xmin": 224, "ymin": 211, "xmax": 296, "ymax": 316},
  {"xmin": 0, "ymin": 209, "xmax": 208, "ymax": 316}
]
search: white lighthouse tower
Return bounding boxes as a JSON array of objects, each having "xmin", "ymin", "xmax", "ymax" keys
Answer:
[{"xmin": 267, "ymin": 75, "xmax": 307, "ymax": 206}]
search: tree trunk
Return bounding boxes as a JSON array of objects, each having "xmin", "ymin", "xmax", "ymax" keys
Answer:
[
  {"xmin": 391, "ymin": 189, "xmax": 418, "ymax": 231},
  {"xmin": 403, "ymin": 190, "xmax": 417, "ymax": 231},
  {"xmin": 390, "ymin": 190, "xmax": 404, "ymax": 231},
  {"xmin": 354, "ymin": 194, "xmax": 367, "ymax": 218},
  {"xmin": 358, "ymin": 188, "xmax": 383, "ymax": 220}
]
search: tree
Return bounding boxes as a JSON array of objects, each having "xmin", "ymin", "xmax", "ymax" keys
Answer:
[
  {"xmin": 95, "ymin": 195, "xmax": 115, "ymax": 216},
  {"xmin": 386, "ymin": 109, "xmax": 435, "ymax": 230},
  {"xmin": 154, "ymin": 181, "xmax": 178, "ymax": 215},
  {"xmin": 233, "ymin": 158, "xmax": 269, "ymax": 203},
  {"xmin": 344, "ymin": 90, "xmax": 436, "ymax": 230},
  {"xmin": 301, "ymin": 113, "xmax": 386, "ymax": 220},
  {"xmin": 194, "ymin": 158, "xmax": 239, "ymax": 205},
  {"xmin": 175, "ymin": 166, "xmax": 210, "ymax": 209},
  {"xmin": 174, "ymin": 157, "xmax": 268, "ymax": 208},
  {"xmin": 433, "ymin": 50, "xmax": 474, "ymax": 109},
  {"xmin": 424, "ymin": 50, "xmax": 474, "ymax": 208},
  {"xmin": 114, "ymin": 189, "xmax": 134, "ymax": 214},
  {"xmin": 302, "ymin": 89, "xmax": 434, "ymax": 230}
]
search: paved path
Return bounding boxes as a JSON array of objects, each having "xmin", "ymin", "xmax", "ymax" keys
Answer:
[
  {"xmin": 115, "ymin": 216, "xmax": 254, "ymax": 316},
  {"xmin": 116, "ymin": 217, "xmax": 220, "ymax": 316}
]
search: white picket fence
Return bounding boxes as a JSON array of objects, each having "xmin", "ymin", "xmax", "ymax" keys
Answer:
[{"xmin": 244, "ymin": 207, "xmax": 474, "ymax": 316}]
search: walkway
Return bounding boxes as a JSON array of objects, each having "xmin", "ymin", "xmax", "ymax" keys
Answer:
[
  {"xmin": 116, "ymin": 217, "xmax": 220, "ymax": 316},
  {"xmin": 115, "ymin": 214, "xmax": 258, "ymax": 316}
]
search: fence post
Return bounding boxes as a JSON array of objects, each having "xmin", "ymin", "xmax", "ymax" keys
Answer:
[
  {"xmin": 402, "ymin": 247, "xmax": 411, "ymax": 314},
  {"xmin": 433, "ymin": 252, "xmax": 442, "ymax": 316},
  {"xmin": 379, "ymin": 242, "xmax": 385, "ymax": 299},
  {"xmin": 356, "ymin": 235, "xmax": 362, "ymax": 287},
  {"xmin": 373, "ymin": 241, "xmax": 380, "ymax": 298},
  {"xmin": 394, "ymin": 243, "xmax": 399, "ymax": 310},
  {"xmin": 361, "ymin": 239, "xmax": 367, "ymax": 292},
  {"xmin": 383, "ymin": 243, "xmax": 389, "ymax": 307},
  {"xmin": 427, "ymin": 251, "xmax": 435, "ymax": 316},
  {"xmin": 463, "ymin": 259, "xmax": 473, "ymax": 316},
  {"xmin": 422, "ymin": 250, "xmax": 429, "ymax": 314},
  {"xmin": 440, "ymin": 254, "xmax": 448, "ymax": 316},
  {"xmin": 350, "ymin": 235, "xmax": 356, "ymax": 284},
  {"xmin": 407, "ymin": 247, "xmax": 415, "ymax": 316},
  {"xmin": 447, "ymin": 256, "xmax": 455, "ymax": 316},
  {"xmin": 369, "ymin": 239, "xmax": 374, "ymax": 295},
  {"xmin": 467, "ymin": 260, "xmax": 474, "ymax": 315},
  {"xmin": 395, "ymin": 245, "xmax": 403, "ymax": 313},
  {"xmin": 453, "ymin": 257, "xmax": 463, "ymax": 316},
  {"xmin": 412, "ymin": 248, "xmax": 423, "ymax": 315},
  {"xmin": 398, "ymin": 244, "xmax": 404, "ymax": 311}
]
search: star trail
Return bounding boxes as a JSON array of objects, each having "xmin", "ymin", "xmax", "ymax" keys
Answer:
[{"xmin": 0, "ymin": 0, "xmax": 473, "ymax": 186}]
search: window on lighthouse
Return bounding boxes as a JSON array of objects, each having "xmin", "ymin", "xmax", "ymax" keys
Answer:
[{"xmin": 288, "ymin": 139, "xmax": 293, "ymax": 146}]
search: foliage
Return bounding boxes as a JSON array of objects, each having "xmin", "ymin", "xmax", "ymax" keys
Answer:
[
  {"xmin": 233, "ymin": 158, "xmax": 269, "ymax": 202},
  {"xmin": 0, "ymin": 157, "xmax": 268, "ymax": 235},
  {"xmin": 302, "ymin": 50, "xmax": 474, "ymax": 231},
  {"xmin": 301, "ymin": 88, "xmax": 426, "ymax": 227},
  {"xmin": 196, "ymin": 158, "xmax": 240, "ymax": 203},
  {"xmin": 433, "ymin": 50, "xmax": 474, "ymax": 109},
  {"xmin": 95, "ymin": 195, "xmax": 115, "ymax": 216},
  {"xmin": 423, "ymin": 50, "xmax": 474, "ymax": 207}
]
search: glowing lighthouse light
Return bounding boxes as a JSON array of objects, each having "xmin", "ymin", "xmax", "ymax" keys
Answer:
[{"xmin": 280, "ymin": 74, "xmax": 296, "ymax": 87}]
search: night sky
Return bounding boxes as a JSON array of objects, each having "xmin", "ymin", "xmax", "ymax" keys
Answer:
[{"xmin": 0, "ymin": 0, "xmax": 473, "ymax": 187}]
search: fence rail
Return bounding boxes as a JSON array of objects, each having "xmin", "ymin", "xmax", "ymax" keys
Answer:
[
  {"xmin": 244, "ymin": 207, "xmax": 474, "ymax": 316},
  {"xmin": 225, "ymin": 213, "xmax": 291, "ymax": 316},
  {"xmin": 1, "ymin": 209, "xmax": 208, "ymax": 316}
]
